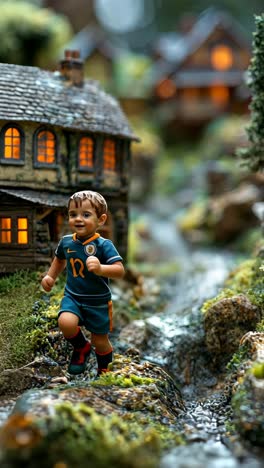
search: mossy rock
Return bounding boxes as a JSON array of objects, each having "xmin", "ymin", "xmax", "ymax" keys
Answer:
[
  {"xmin": 0, "ymin": 355, "xmax": 185, "ymax": 468},
  {"xmin": 232, "ymin": 372, "xmax": 264, "ymax": 446}
]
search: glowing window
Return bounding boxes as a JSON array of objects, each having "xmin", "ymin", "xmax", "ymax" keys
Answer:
[
  {"xmin": 103, "ymin": 139, "xmax": 116, "ymax": 172},
  {"xmin": 0, "ymin": 217, "xmax": 11, "ymax": 243},
  {"xmin": 36, "ymin": 130, "xmax": 56, "ymax": 164},
  {"xmin": 4, "ymin": 127, "xmax": 21, "ymax": 160},
  {"xmin": 182, "ymin": 88, "xmax": 199, "ymax": 101},
  {"xmin": 211, "ymin": 45, "xmax": 233, "ymax": 71},
  {"xmin": 79, "ymin": 137, "xmax": 94, "ymax": 169},
  {"xmin": 210, "ymin": 85, "xmax": 229, "ymax": 106},
  {"xmin": 17, "ymin": 217, "xmax": 28, "ymax": 244}
]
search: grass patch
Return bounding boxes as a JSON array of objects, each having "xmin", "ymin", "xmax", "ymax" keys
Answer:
[
  {"xmin": 0, "ymin": 270, "xmax": 42, "ymax": 372},
  {"xmin": 0, "ymin": 271, "xmax": 66, "ymax": 372}
]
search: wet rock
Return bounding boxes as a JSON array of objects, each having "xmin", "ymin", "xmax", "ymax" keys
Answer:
[
  {"xmin": 208, "ymin": 184, "xmax": 260, "ymax": 242},
  {"xmin": 240, "ymin": 332, "xmax": 264, "ymax": 363},
  {"xmin": 119, "ymin": 320, "xmax": 147, "ymax": 348},
  {"xmin": 0, "ymin": 357, "xmax": 64, "ymax": 397},
  {"xmin": 179, "ymin": 183, "xmax": 261, "ymax": 244},
  {"xmin": 232, "ymin": 372, "xmax": 264, "ymax": 447},
  {"xmin": 0, "ymin": 355, "xmax": 185, "ymax": 468},
  {"xmin": 204, "ymin": 294, "xmax": 261, "ymax": 363},
  {"xmin": 160, "ymin": 441, "xmax": 239, "ymax": 468},
  {"xmin": 231, "ymin": 332, "xmax": 264, "ymax": 447}
]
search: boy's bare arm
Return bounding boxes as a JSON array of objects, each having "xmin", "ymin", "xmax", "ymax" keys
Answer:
[
  {"xmin": 86, "ymin": 257, "xmax": 125, "ymax": 279},
  {"xmin": 41, "ymin": 257, "xmax": 66, "ymax": 291}
]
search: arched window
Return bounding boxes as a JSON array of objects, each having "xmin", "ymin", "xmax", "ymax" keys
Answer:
[
  {"xmin": 78, "ymin": 136, "xmax": 94, "ymax": 170},
  {"xmin": 0, "ymin": 124, "xmax": 24, "ymax": 164},
  {"xmin": 103, "ymin": 138, "xmax": 116, "ymax": 172},
  {"xmin": 34, "ymin": 129, "xmax": 56, "ymax": 165}
]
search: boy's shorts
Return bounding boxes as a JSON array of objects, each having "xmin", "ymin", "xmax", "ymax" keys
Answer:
[{"xmin": 59, "ymin": 294, "xmax": 113, "ymax": 334}]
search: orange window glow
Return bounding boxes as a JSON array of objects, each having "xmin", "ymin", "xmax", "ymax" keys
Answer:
[
  {"xmin": 182, "ymin": 88, "xmax": 199, "ymax": 101},
  {"xmin": 210, "ymin": 85, "xmax": 229, "ymax": 106},
  {"xmin": 17, "ymin": 217, "xmax": 28, "ymax": 244},
  {"xmin": 0, "ymin": 217, "xmax": 11, "ymax": 243},
  {"xmin": 4, "ymin": 127, "xmax": 21, "ymax": 160},
  {"xmin": 79, "ymin": 137, "xmax": 94, "ymax": 169},
  {"xmin": 211, "ymin": 45, "xmax": 233, "ymax": 71},
  {"xmin": 37, "ymin": 131, "xmax": 55, "ymax": 164},
  {"xmin": 103, "ymin": 139, "xmax": 116, "ymax": 172}
]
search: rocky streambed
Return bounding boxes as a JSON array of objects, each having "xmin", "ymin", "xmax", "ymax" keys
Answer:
[{"xmin": 0, "ymin": 208, "xmax": 263, "ymax": 467}]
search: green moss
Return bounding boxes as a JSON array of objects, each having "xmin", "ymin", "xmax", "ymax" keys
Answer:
[
  {"xmin": 231, "ymin": 375, "xmax": 264, "ymax": 446},
  {"xmin": 92, "ymin": 373, "xmax": 156, "ymax": 388},
  {"xmin": 251, "ymin": 362, "xmax": 264, "ymax": 379},
  {"xmin": 2, "ymin": 401, "xmax": 162, "ymax": 468},
  {"xmin": 0, "ymin": 271, "xmax": 41, "ymax": 371},
  {"xmin": 0, "ymin": 271, "xmax": 65, "ymax": 373},
  {"xmin": 256, "ymin": 319, "xmax": 264, "ymax": 332},
  {"xmin": 247, "ymin": 256, "xmax": 264, "ymax": 309},
  {"xmin": 1, "ymin": 398, "xmax": 185, "ymax": 467},
  {"xmin": 226, "ymin": 344, "xmax": 250, "ymax": 372},
  {"xmin": 201, "ymin": 257, "xmax": 263, "ymax": 314},
  {"xmin": 178, "ymin": 200, "xmax": 207, "ymax": 232}
]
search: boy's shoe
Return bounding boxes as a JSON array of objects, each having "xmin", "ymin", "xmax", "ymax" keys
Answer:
[{"xmin": 68, "ymin": 341, "xmax": 91, "ymax": 375}]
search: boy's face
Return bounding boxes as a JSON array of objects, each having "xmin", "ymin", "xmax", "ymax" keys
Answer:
[{"xmin": 68, "ymin": 198, "xmax": 106, "ymax": 238}]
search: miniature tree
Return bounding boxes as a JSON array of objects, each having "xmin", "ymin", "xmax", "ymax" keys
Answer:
[
  {"xmin": 0, "ymin": 1, "xmax": 73, "ymax": 67},
  {"xmin": 238, "ymin": 14, "xmax": 264, "ymax": 171}
]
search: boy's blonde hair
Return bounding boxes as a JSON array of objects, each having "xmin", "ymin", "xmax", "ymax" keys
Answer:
[{"xmin": 68, "ymin": 191, "xmax": 108, "ymax": 217}]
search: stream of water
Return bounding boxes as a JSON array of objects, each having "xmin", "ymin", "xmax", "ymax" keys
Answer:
[{"xmin": 133, "ymin": 200, "xmax": 263, "ymax": 468}]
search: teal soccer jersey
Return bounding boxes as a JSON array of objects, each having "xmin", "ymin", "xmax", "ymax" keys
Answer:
[{"xmin": 55, "ymin": 233, "xmax": 122, "ymax": 304}]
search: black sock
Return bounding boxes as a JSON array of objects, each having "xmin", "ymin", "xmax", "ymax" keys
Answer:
[
  {"xmin": 65, "ymin": 327, "xmax": 88, "ymax": 349},
  {"xmin": 95, "ymin": 349, "xmax": 113, "ymax": 374}
]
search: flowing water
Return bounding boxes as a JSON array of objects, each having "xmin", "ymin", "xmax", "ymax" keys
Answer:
[{"xmin": 133, "ymin": 199, "xmax": 264, "ymax": 468}]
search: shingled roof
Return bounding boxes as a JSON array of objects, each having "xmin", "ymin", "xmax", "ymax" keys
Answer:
[
  {"xmin": 0, "ymin": 62, "xmax": 138, "ymax": 141},
  {"xmin": 0, "ymin": 189, "xmax": 69, "ymax": 208}
]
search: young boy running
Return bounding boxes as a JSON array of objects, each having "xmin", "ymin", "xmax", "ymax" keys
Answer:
[{"xmin": 41, "ymin": 190, "xmax": 125, "ymax": 376}]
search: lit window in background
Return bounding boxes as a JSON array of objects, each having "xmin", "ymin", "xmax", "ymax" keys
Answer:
[
  {"xmin": 4, "ymin": 127, "xmax": 21, "ymax": 160},
  {"xmin": 211, "ymin": 45, "xmax": 233, "ymax": 71},
  {"xmin": 210, "ymin": 85, "xmax": 230, "ymax": 106},
  {"xmin": 79, "ymin": 137, "xmax": 94, "ymax": 169},
  {"xmin": 0, "ymin": 217, "xmax": 11, "ymax": 243},
  {"xmin": 37, "ymin": 130, "xmax": 55, "ymax": 164},
  {"xmin": 103, "ymin": 139, "xmax": 116, "ymax": 171},
  {"xmin": 17, "ymin": 218, "xmax": 28, "ymax": 244}
]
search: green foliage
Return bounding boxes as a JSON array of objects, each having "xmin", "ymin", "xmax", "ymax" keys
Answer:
[
  {"xmin": 201, "ymin": 258, "xmax": 256, "ymax": 313},
  {"xmin": 0, "ymin": 1, "xmax": 73, "ymax": 67},
  {"xmin": 256, "ymin": 318, "xmax": 264, "ymax": 332},
  {"xmin": 226, "ymin": 344, "xmax": 250, "ymax": 372},
  {"xmin": 251, "ymin": 362, "xmax": 264, "ymax": 379},
  {"xmin": 0, "ymin": 271, "xmax": 41, "ymax": 371},
  {"xmin": 152, "ymin": 144, "xmax": 202, "ymax": 195},
  {"xmin": 0, "ymin": 271, "xmax": 65, "ymax": 372},
  {"xmin": 247, "ymin": 255, "xmax": 264, "ymax": 309},
  {"xmin": 237, "ymin": 14, "xmax": 264, "ymax": 171},
  {"xmin": 3, "ymin": 401, "xmax": 162, "ymax": 468},
  {"xmin": 92, "ymin": 373, "xmax": 156, "ymax": 388}
]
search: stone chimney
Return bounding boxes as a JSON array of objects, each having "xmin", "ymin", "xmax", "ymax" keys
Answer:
[{"xmin": 60, "ymin": 49, "xmax": 84, "ymax": 87}]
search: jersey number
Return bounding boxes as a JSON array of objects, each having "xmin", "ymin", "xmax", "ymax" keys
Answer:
[{"xmin": 70, "ymin": 258, "xmax": 85, "ymax": 278}]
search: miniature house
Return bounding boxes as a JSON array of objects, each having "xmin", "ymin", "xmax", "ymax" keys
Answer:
[
  {"xmin": 151, "ymin": 9, "xmax": 251, "ymax": 135},
  {"xmin": 0, "ymin": 51, "xmax": 138, "ymax": 273},
  {"xmin": 62, "ymin": 26, "xmax": 120, "ymax": 88}
]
